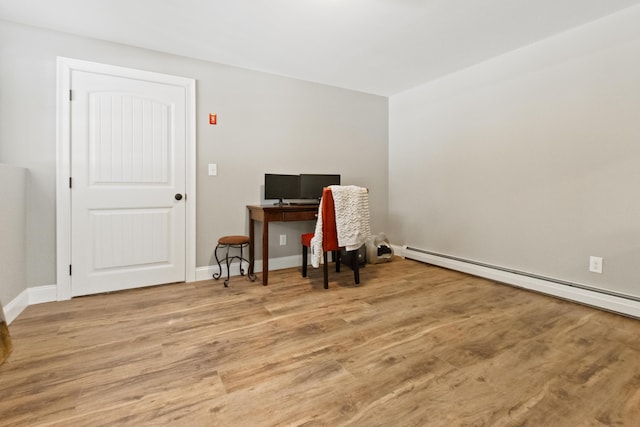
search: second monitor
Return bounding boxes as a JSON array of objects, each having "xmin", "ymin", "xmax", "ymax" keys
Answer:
[{"xmin": 299, "ymin": 174, "xmax": 341, "ymax": 200}]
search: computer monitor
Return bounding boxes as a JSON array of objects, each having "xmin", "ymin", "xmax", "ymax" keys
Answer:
[
  {"xmin": 264, "ymin": 174, "xmax": 300, "ymax": 204},
  {"xmin": 299, "ymin": 174, "xmax": 341, "ymax": 200}
]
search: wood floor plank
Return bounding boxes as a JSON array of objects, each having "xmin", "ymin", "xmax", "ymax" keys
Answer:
[{"xmin": 2, "ymin": 258, "xmax": 640, "ymax": 426}]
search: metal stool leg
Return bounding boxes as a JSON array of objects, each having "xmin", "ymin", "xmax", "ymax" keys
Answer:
[
  {"xmin": 243, "ymin": 243, "xmax": 257, "ymax": 281},
  {"xmin": 239, "ymin": 244, "xmax": 246, "ymax": 276},
  {"xmin": 213, "ymin": 244, "xmax": 223, "ymax": 281},
  {"xmin": 212, "ymin": 243, "xmax": 232, "ymax": 287},
  {"xmin": 224, "ymin": 244, "xmax": 231, "ymax": 287}
]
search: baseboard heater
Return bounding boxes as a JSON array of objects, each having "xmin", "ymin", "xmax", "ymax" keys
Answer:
[{"xmin": 401, "ymin": 245, "xmax": 640, "ymax": 318}]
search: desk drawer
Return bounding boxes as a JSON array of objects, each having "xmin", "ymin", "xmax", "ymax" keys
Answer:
[{"xmin": 282, "ymin": 211, "xmax": 317, "ymax": 221}]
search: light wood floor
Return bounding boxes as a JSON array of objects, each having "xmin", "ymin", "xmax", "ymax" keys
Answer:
[{"xmin": 1, "ymin": 258, "xmax": 640, "ymax": 426}]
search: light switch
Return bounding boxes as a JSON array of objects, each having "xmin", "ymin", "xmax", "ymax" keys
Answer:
[{"xmin": 208, "ymin": 163, "xmax": 217, "ymax": 176}]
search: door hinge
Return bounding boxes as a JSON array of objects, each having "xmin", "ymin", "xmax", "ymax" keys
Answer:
[
  {"xmin": 69, "ymin": 90, "xmax": 72, "ymax": 101},
  {"xmin": 184, "ymin": 193, "xmax": 187, "ymax": 201},
  {"xmin": 69, "ymin": 177, "xmax": 72, "ymax": 188},
  {"xmin": 69, "ymin": 264, "xmax": 72, "ymax": 275}
]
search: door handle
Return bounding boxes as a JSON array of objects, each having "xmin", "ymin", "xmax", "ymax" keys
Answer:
[{"xmin": 175, "ymin": 193, "xmax": 183, "ymax": 201}]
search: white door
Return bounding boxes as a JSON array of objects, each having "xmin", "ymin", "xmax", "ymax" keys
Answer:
[{"xmin": 70, "ymin": 70, "xmax": 187, "ymax": 296}]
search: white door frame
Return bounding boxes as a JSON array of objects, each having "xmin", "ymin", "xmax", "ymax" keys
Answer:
[{"xmin": 56, "ymin": 57, "xmax": 196, "ymax": 301}]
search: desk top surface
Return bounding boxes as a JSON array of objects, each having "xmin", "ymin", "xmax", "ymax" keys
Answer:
[{"xmin": 247, "ymin": 203, "xmax": 319, "ymax": 211}]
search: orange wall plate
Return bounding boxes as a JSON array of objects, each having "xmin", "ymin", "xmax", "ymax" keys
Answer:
[{"xmin": 209, "ymin": 113, "xmax": 217, "ymax": 125}]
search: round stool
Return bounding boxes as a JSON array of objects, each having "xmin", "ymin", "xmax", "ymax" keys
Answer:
[{"xmin": 213, "ymin": 235, "xmax": 257, "ymax": 287}]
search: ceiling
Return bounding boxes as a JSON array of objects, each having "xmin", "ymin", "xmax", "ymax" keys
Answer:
[{"xmin": 1, "ymin": 0, "xmax": 639, "ymax": 96}]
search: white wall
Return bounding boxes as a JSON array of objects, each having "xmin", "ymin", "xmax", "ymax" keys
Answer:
[
  {"xmin": 0, "ymin": 20, "xmax": 389, "ymax": 288},
  {"xmin": 389, "ymin": 5, "xmax": 640, "ymax": 298},
  {"xmin": 0, "ymin": 165, "xmax": 26, "ymax": 306}
]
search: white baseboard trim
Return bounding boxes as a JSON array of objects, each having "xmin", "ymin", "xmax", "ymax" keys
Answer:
[
  {"xmin": 3, "ymin": 284, "xmax": 57, "ymax": 324},
  {"xmin": 29, "ymin": 285, "xmax": 58, "ymax": 305},
  {"xmin": 4, "ymin": 290, "xmax": 28, "ymax": 324},
  {"xmin": 400, "ymin": 246, "xmax": 640, "ymax": 318},
  {"xmin": 195, "ymin": 255, "xmax": 302, "ymax": 282}
]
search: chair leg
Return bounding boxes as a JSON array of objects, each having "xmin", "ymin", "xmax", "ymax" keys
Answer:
[
  {"xmin": 335, "ymin": 251, "xmax": 340, "ymax": 272},
  {"xmin": 323, "ymin": 252, "xmax": 329, "ymax": 289},
  {"xmin": 351, "ymin": 249, "xmax": 360, "ymax": 285},
  {"xmin": 302, "ymin": 245, "xmax": 308, "ymax": 277}
]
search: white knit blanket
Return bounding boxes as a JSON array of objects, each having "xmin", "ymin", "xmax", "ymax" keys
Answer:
[
  {"xmin": 331, "ymin": 185, "xmax": 371, "ymax": 250},
  {"xmin": 310, "ymin": 202, "xmax": 324, "ymax": 268},
  {"xmin": 310, "ymin": 185, "xmax": 371, "ymax": 268}
]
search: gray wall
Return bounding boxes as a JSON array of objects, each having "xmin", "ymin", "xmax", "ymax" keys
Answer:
[
  {"xmin": 389, "ymin": 6, "xmax": 640, "ymax": 298},
  {"xmin": 0, "ymin": 165, "xmax": 26, "ymax": 305},
  {"xmin": 0, "ymin": 20, "xmax": 389, "ymax": 288}
]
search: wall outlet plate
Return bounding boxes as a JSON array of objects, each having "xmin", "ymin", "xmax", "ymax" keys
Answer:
[{"xmin": 589, "ymin": 256, "xmax": 603, "ymax": 274}]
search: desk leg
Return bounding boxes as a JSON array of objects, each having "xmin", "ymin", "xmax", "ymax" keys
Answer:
[
  {"xmin": 249, "ymin": 217, "xmax": 256, "ymax": 279},
  {"xmin": 262, "ymin": 219, "xmax": 269, "ymax": 285}
]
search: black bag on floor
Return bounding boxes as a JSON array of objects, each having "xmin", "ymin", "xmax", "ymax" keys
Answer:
[{"xmin": 340, "ymin": 244, "xmax": 366, "ymax": 270}]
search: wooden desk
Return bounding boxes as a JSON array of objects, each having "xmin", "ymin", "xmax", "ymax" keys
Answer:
[{"xmin": 247, "ymin": 204, "xmax": 318, "ymax": 285}]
